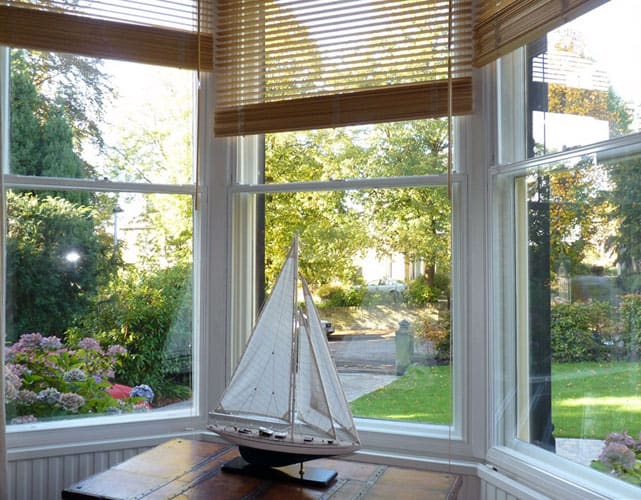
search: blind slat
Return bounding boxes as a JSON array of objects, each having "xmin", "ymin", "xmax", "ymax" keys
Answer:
[
  {"xmin": 215, "ymin": 77, "xmax": 472, "ymax": 136},
  {"xmin": 214, "ymin": 0, "xmax": 473, "ymax": 136},
  {"xmin": 0, "ymin": 1, "xmax": 212, "ymax": 70},
  {"xmin": 473, "ymin": 0, "xmax": 608, "ymax": 67}
]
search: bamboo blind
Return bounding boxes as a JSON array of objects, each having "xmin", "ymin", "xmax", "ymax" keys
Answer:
[
  {"xmin": 473, "ymin": 0, "xmax": 608, "ymax": 67},
  {"xmin": 214, "ymin": 0, "xmax": 473, "ymax": 136},
  {"xmin": 0, "ymin": 0, "xmax": 212, "ymax": 70}
]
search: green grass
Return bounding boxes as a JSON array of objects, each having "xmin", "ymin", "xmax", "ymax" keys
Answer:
[
  {"xmin": 350, "ymin": 361, "xmax": 641, "ymax": 439},
  {"xmin": 350, "ymin": 364, "xmax": 452, "ymax": 424},
  {"xmin": 552, "ymin": 361, "xmax": 641, "ymax": 439}
]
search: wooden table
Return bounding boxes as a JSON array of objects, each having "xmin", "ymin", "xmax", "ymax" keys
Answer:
[{"xmin": 62, "ymin": 438, "xmax": 461, "ymax": 499}]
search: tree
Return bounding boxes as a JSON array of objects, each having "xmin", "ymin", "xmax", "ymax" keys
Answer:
[
  {"xmin": 98, "ymin": 65, "xmax": 195, "ymax": 267},
  {"xmin": 264, "ymin": 131, "xmax": 367, "ymax": 289},
  {"xmin": 541, "ymin": 162, "xmax": 611, "ymax": 276},
  {"xmin": 607, "ymin": 157, "xmax": 641, "ymax": 282},
  {"xmin": 357, "ymin": 120, "xmax": 452, "ymax": 285},
  {"xmin": 5, "ymin": 192, "xmax": 116, "ymax": 342},
  {"xmin": 12, "ymin": 49, "xmax": 112, "ymax": 153},
  {"xmin": 10, "ymin": 54, "xmax": 93, "ymax": 204}
]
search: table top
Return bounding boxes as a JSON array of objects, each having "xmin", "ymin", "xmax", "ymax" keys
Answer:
[{"xmin": 62, "ymin": 438, "xmax": 461, "ymax": 499}]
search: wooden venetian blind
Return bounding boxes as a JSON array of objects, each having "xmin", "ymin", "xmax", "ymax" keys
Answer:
[
  {"xmin": 474, "ymin": 0, "xmax": 608, "ymax": 67},
  {"xmin": 214, "ymin": 0, "xmax": 473, "ymax": 136},
  {"xmin": 0, "ymin": 0, "xmax": 213, "ymax": 70}
]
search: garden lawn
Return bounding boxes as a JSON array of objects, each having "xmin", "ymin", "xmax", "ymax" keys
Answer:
[
  {"xmin": 552, "ymin": 361, "xmax": 641, "ymax": 439},
  {"xmin": 350, "ymin": 361, "xmax": 641, "ymax": 440},
  {"xmin": 350, "ymin": 364, "xmax": 451, "ymax": 424}
]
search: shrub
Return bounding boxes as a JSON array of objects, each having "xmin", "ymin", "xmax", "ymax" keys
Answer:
[
  {"xmin": 550, "ymin": 301, "xmax": 613, "ymax": 362},
  {"xmin": 69, "ymin": 263, "xmax": 193, "ymax": 402},
  {"xmin": 591, "ymin": 431, "xmax": 641, "ymax": 486},
  {"xmin": 317, "ymin": 284, "xmax": 364, "ymax": 307},
  {"xmin": 4, "ymin": 333, "xmax": 149, "ymax": 423},
  {"xmin": 405, "ymin": 273, "xmax": 450, "ymax": 307},
  {"xmin": 416, "ymin": 311, "xmax": 450, "ymax": 362},
  {"xmin": 620, "ymin": 294, "xmax": 641, "ymax": 359}
]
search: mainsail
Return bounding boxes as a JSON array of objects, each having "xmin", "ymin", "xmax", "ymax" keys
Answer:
[
  {"xmin": 209, "ymin": 237, "xmax": 360, "ymax": 465},
  {"xmin": 214, "ymin": 240, "xmax": 299, "ymax": 424}
]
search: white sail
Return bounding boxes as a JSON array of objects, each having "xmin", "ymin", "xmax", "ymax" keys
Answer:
[
  {"xmin": 214, "ymin": 240, "xmax": 298, "ymax": 422},
  {"xmin": 300, "ymin": 276, "xmax": 358, "ymax": 441}
]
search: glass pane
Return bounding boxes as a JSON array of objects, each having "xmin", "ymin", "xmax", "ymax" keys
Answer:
[
  {"xmin": 528, "ymin": 0, "xmax": 641, "ymax": 157},
  {"xmin": 239, "ymin": 186, "xmax": 452, "ymax": 425},
  {"xmin": 519, "ymin": 145, "xmax": 641, "ymax": 486},
  {"xmin": 9, "ymin": 49, "xmax": 194, "ymax": 183},
  {"xmin": 4, "ymin": 189, "xmax": 194, "ymax": 425},
  {"xmin": 264, "ymin": 119, "xmax": 450, "ymax": 183}
]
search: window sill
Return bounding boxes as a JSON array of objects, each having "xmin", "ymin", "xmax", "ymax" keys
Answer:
[
  {"xmin": 6, "ymin": 405, "xmax": 203, "ymax": 453},
  {"xmin": 487, "ymin": 444, "xmax": 641, "ymax": 499}
]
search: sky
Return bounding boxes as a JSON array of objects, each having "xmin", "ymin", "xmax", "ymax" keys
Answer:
[{"xmin": 569, "ymin": 0, "xmax": 641, "ymax": 111}]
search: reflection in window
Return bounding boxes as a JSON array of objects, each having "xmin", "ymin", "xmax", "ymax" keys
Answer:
[
  {"xmin": 527, "ymin": 0, "xmax": 641, "ymax": 157},
  {"xmin": 517, "ymin": 147, "xmax": 641, "ymax": 485}
]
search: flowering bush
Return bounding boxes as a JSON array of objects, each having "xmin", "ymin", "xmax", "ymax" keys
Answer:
[
  {"xmin": 592, "ymin": 431, "xmax": 641, "ymax": 486},
  {"xmin": 4, "ymin": 333, "xmax": 152, "ymax": 424}
]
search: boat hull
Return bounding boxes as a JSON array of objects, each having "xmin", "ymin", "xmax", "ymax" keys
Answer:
[
  {"xmin": 209, "ymin": 424, "xmax": 359, "ymax": 467},
  {"xmin": 239, "ymin": 446, "xmax": 326, "ymax": 467}
]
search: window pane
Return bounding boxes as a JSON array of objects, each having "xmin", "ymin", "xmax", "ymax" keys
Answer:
[
  {"xmin": 4, "ymin": 187, "xmax": 194, "ymax": 424},
  {"xmin": 4, "ymin": 47, "xmax": 196, "ymax": 426},
  {"xmin": 527, "ymin": 0, "xmax": 641, "ymax": 157},
  {"xmin": 516, "ymin": 146, "xmax": 641, "ymax": 486},
  {"xmin": 9, "ymin": 49, "xmax": 194, "ymax": 184},
  {"xmin": 264, "ymin": 120, "xmax": 450, "ymax": 183},
  {"xmin": 236, "ymin": 185, "xmax": 452, "ymax": 425}
]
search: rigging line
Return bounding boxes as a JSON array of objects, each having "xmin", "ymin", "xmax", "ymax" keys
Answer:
[
  {"xmin": 447, "ymin": 0, "xmax": 453, "ymax": 476},
  {"xmin": 195, "ymin": 0, "xmax": 202, "ymax": 211}
]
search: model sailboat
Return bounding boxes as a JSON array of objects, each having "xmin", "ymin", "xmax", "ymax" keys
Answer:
[{"xmin": 208, "ymin": 237, "xmax": 360, "ymax": 468}]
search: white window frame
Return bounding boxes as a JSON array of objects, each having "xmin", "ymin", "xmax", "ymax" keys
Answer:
[
  {"xmin": 488, "ymin": 44, "xmax": 641, "ymax": 499},
  {"xmin": 1, "ymin": 46, "xmax": 222, "ymax": 451},
  {"xmin": 225, "ymin": 120, "xmax": 479, "ymax": 471}
]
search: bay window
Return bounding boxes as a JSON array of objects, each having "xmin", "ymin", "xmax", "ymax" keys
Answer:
[
  {"xmin": 3, "ymin": 0, "xmax": 640, "ymax": 498},
  {"xmin": 491, "ymin": 1, "xmax": 641, "ymax": 496}
]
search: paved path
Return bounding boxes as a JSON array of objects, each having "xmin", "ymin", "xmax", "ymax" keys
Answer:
[{"xmin": 338, "ymin": 372, "xmax": 398, "ymax": 402}]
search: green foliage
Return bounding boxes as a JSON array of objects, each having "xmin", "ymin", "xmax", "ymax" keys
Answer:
[
  {"xmin": 10, "ymin": 55, "xmax": 95, "ymax": 196},
  {"xmin": 71, "ymin": 264, "xmax": 193, "ymax": 401},
  {"xmin": 550, "ymin": 301, "xmax": 613, "ymax": 362},
  {"xmin": 416, "ymin": 311, "xmax": 450, "ymax": 362},
  {"xmin": 12, "ymin": 48, "xmax": 112, "ymax": 152},
  {"xmin": 405, "ymin": 275, "xmax": 449, "ymax": 306},
  {"xmin": 4, "ymin": 333, "xmax": 148, "ymax": 423},
  {"xmin": 405, "ymin": 276, "xmax": 436, "ymax": 307},
  {"xmin": 619, "ymin": 294, "xmax": 641, "ymax": 360},
  {"xmin": 264, "ymin": 123, "xmax": 451, "ymax": 294},
  {"xmin": 356, "ymin": 120, "xmax": 452, "ymax": 279},
  {"xmin": 608, "ymin": 157, "xmax": 641, "ymax": 277},
  {"xmin": 317, "ymin": 284, "xmax": 364, "ymax": 307},
  {"xmin": 5, "ymin": 192, "xmax": 117, "ymax": 342},
  {"xmin": 264, "ymin": 132, "xmax": 368, "ymax": 290}
]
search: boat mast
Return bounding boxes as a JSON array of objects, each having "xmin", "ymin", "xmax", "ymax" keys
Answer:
[{"xmin": 287, "ymin": 236, "xmax": 299, "ymax": 440}]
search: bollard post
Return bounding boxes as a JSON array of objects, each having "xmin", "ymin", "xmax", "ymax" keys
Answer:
[{"xmin": 395, "ymin": 320, "xmax": 412, "ymax": 375}]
